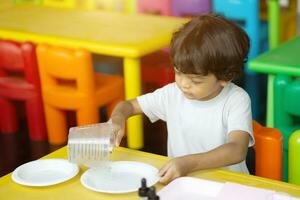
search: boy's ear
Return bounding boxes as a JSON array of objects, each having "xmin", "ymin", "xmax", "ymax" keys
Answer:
[{"xmin": 220, "ymin": 80, "xmax": 230, "ymax": 87}]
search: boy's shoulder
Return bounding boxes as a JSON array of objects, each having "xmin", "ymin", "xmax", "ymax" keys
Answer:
[
  {"xmin": 154, "ymin": 82, "xmax": 179, "ymax": 95},
  {"xmin": 227, "ymin": 83, "xmax": 250, "ymax": 97},
  {"xmin": 225, "ymin": 83, "xmax": 251, "ymax": 103}
]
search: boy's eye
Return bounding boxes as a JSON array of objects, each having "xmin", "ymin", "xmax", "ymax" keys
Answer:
[
  {"xmin": 192, "ymin": 80, "xmax": 202, "ymax": 84},
  {"xmin": 191, "ymin": 78, "xmax": 203, "ymax": 84}
]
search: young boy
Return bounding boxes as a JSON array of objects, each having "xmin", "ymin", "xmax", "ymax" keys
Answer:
[{"xmin": 110, "ymin": 14, "xmax": 254, "ymax": 184}]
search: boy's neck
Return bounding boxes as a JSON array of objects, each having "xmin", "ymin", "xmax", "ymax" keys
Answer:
[{"xmin": 199, "ymin": 85, "xmax": 226, "ymax": 101}]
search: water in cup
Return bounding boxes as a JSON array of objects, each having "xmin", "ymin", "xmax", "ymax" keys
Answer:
[{"xmin": 68, "ymin": 122, "xmax": 117, "ymax": 167}]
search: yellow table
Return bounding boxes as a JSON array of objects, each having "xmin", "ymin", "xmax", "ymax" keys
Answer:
[
  {"xmin": 0, "ymin": 4, "xmax": 187, "ymax": 149},
  {"xmin": 0, "ymin": 147, "xmax": 300, "ymax": 199},
  {"xmin": 0, "ymin": 0, "xmax": 14, "ymax": 10}
]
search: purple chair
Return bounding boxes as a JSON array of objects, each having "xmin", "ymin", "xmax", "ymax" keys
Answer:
[{"xmin": 172, "ymin": 0, "xmax": 211, "ymax": 17}]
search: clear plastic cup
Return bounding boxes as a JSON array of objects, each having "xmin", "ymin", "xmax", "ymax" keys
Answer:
[{"xmin": 68, "ymin": 122, "xmax": 117, "ymax": 167}]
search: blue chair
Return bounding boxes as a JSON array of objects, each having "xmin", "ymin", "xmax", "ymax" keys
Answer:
[{"xmin": 213, "ymin": 0, "xmax": 268, "ymax": 122}]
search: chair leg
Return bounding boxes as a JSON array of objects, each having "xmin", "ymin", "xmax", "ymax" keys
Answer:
[
  {"xmin": 44, "ymin": 104, "xmax": 67, "ymax": 145},
  {"xmin": 25, "ymin": 96, "xmax": 47, "ymax": 141},
  {"xmin": 0, "ymin": 97, "xmax": 18, "ymax": 133},
  {"xmin": 76, "ymin": 105, "xmax": 99, "ymax": 125}
]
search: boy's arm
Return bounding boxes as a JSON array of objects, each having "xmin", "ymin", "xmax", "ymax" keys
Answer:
[
  {"xmin": 110, "ymin": 99, "xmax": 143, "ymax": 146},
  {"xmin": 159, "ymin": 130, "xmax": 250, "ymax": 184}
]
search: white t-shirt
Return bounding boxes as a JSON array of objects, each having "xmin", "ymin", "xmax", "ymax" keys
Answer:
[{"xmin": 137, "ymin": 82, "xmax": 254, "ymax": 174}]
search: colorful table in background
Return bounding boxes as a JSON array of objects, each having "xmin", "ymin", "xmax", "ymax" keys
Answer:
[
  {"xmin": 0, "ymin": 4, "xmax": 187, "ymax": 149},
  {"xmin": 249, "ymin": 36, "xmax": 300, "ymax": 127},
  {"xmin": 0, "ymin": 146, "xmax": 300, "ymax": 199}
]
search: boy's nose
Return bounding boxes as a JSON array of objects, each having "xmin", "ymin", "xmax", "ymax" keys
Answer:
[{"xmin": 180, "ymin": 77, "xmax": 191, "ymax": 89}]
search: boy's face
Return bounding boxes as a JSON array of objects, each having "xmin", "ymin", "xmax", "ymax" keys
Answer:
[{"xmin": 174, "ymin": 68, "xmax": 228, "ymax": 101}]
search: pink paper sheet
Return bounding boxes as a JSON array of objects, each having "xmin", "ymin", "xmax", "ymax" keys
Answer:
[{"xmin": 216, "ymin": 182, "xmax": 276, "ymax": 200}]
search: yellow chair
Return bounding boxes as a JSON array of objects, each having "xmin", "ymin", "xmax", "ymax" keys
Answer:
[
  {"xmin": 36, "ymin": 44, "xmax": 124, "ymax": 145},
  {"xmin": 77, "ymin": 0, "xmax": 115, "ymax": 11},
  {"xmin": 78, "ymin": 0, "xmax": 136, "ymax": 13},
  {"xmin": 280, "ymin": 0, "xmax": 297, "ymax": 42},
  {"xmin": 43, "ymin": 0, "xmax": 76, "ymax": 8},
  {"xmin": 260, "ymin": 0, "xmax": 297, "ymax": 43},
  {"xmin": 94, "ymin": 0, "xmax": 115, "ymax": 11},
  {"xmin": 115, "ymin": 0, "xmax": 137, "ymax": 13}
]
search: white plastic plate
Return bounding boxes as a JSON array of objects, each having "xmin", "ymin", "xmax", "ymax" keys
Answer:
[
  {"xmin": 80, "ymin": 161, "xmax": 159, "ymax": 193},
  {"xmin": 12, "ymin": 159, "xmax": 79, "ymax": 187}
]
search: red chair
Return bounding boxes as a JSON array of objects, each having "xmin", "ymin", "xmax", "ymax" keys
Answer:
[
  {"xmin": 141, "ymin": 51, "xmax": 175, "ymax": 92},
  {"xmin": 137, "ymin": 0, "xmax": 175, "ymax": 92},
  {"xmin": 0, "ymin": 40, "xmax": 47, "ymax": 141}
]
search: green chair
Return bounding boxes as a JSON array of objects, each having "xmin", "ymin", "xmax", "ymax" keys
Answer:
[
  {"xmin": 289, "ymin": 130, "xmax": 300, "ymax": 185},
  {"xmin": 274, "ymin": 75, "xmax": 300, "ymax": 181}
]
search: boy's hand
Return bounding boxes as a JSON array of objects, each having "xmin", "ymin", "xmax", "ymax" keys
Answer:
[
  {"xmin": 109, "ymin": 116, "xmax": 126, "ymax": 147},
  {"xmin": 158, "ymin": 157, "xmax": 190, "ymax": 184},
  {"xmin": 109, "ymin": 99, "xmax": 143, "ymax": 147}
]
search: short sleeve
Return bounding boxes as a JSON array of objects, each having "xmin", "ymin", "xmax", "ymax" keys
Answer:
[
  {"xmin": 137, "ymin": 84, "xmax": 172, "ymax": 122},
  {"xmin": 226, "ymin": 90, "xmax": 254, "ymax": 147}
]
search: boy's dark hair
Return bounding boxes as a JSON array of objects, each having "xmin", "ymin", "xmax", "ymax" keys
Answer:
[{"xmin": 170, "ymin": 14, "xmax": 250, "ymax": 81}]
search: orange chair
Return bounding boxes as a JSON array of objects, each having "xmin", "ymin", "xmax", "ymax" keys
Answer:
[
  {"xmin": 253, "ymin": 120, "xmax": 283, "ymax": 180},
  {"xmin": 36, "ymin": 44, "xmax": 124, "ymax": 145}
]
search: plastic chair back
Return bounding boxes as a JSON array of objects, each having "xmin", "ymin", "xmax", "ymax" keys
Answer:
[
  {"xmin": 253, "ymin": 120, "xmax": 283, "ymax": 181},
  {"xmin": 213, "ymin": 0, "xmax": 268, "ymax": 122},
  {"xmin": 213, "ymin": 0, "xmax": 260, "ymax": 59},
  {"xmin": 289, "ymin": 130, "xmax": 300, "ymax": 185},
  {"xmin": 141, "ymin": 51, "xmax": 174, "ymax": 92},
  {"xmin": 36, "ymin": 44, "xmax": 124, "ymax": 145},
  {"xmin": 172, "ymin": 0, "xmax": 211, "ymax": 17},
  {"xmin": 0, "ymin": 40, "xmax": 46, "ymax": 141},
  {"xmin": 137, "ymin": 0, "xmax": 172, "ymax": 15},
  {"xmin": 280, "ymin": 0, "xmax": 297, "ymax": 42},
  {"xmin": 37, "ymin": 45, "xmax": 96, "ymax": 94},
  {"xmin": 77, "ymin": 0, "xmax": 136, "ymax": 13},
  {"xmin": 274, "ymin": 75, "xmax": 300, "ymax": 181},
  {"xmin": 274, "ymin": 75, "xmax": 300, "ymax": 134}
]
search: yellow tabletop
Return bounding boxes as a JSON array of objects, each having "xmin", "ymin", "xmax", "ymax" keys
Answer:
[
  {"xmin": 0, "ymin": 4, "xmax": 187, "ymax": 149},
  {"xmin": 0, "ymin": 147, "xmax": 300, "ymax": 199},
  {"xmin": 0, "ymin": 4, "xmax": 186, "ymax": 57},
  {"xmin": 0, "ymin": 0, "xmax": 14, "ymax": 10}
]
